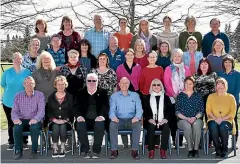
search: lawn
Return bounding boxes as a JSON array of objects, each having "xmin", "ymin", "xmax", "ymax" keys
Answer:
[{"xmin": 0, "ymin": 63, "xmax": 240, "ymax": 130}]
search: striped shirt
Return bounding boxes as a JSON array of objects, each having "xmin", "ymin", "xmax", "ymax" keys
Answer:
[
  {"xmin": 11, "ymin": 90, "xmax": 45, "ymax": 121},
  {"xmin": 47, "ymin": 47, "xmax": 66, "ymax": 66},
  {"xmin": 84, "ymin": 27, "xmax": 111, "ymax": 57}
]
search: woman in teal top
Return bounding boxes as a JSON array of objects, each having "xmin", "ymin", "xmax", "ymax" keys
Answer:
[{"xmin": 1, "ymin": 52, "xmax": 31, "ymax": 150}]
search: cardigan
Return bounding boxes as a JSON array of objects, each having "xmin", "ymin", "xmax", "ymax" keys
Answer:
[
  {"xmin": 74, "ymin": 87, "xmax": 109, "ymax": 120},
  {"xmin": 47, "ymin": 91, "xmax": 75, "ymax": 122},
  {"xmin": 164, "ymin": 65, "xmax": 191, "ymax": 97},
  {"xmin": 183, "ymin": 51, "xmax": 203, "ymax": 74},
  {"xmin": 116, "ymin": 63, "xmax": 142, "ymax": 91}
]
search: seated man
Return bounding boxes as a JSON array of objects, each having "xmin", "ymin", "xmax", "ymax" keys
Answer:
[
  {"xmin": 109, "ymin": 77, "xmax": 143, "ymax": 159},
  {"xmin": 75, "ymin": 73, "xmax": 109, "ymax": 159},
  {"xmin": 11, "ymin": 76, "xmax": 45, "ymax": 160}
]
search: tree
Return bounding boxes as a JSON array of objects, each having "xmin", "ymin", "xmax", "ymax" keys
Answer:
[{"xmin": 232, "ymin": 21, "xmax": 240, "ymax": 61}]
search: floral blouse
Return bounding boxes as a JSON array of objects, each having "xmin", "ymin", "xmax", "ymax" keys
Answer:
[{"xmin": 90, "ymin": 68, "xmax": 117, "ymax": 96}]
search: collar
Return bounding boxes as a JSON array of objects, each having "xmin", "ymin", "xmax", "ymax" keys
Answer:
[
  {"xmin": 210, "ymin": 30, "xmax": 221, "ymax": 36},
  {"xmin": 223, "ymin": 69, "xmax": 235, "ymax": 75},
  {"xmin": 25, "ymin": 90, "xmax": 35, "ymax": 97},
  {"xmin": 88, "ymin": 88, "xmax": 97, "ymax": 95},
  {"xmin": 119, "ymin": 91, "xmax": 131, "ymax": 96},
  {"xmin": 94, "ymin": 27, "xmax": 103, "ymax": 32}
]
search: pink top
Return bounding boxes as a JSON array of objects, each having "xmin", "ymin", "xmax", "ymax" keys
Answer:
[
  {"xmin": 116, "ymin": 63, "xmax": 142, "ymax": 91},
  {"xmin": 189, "ymin": 52, "xmax": 196, "ymax": 75},
  {"xmin": 133, "ymin": 55, "xmax": 149, "ymax": 68},
  {"xmin": 164, "ymin": 65, "xmax": 191, "ymax": 97}
]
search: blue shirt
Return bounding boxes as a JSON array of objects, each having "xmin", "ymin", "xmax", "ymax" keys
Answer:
[
  {"xmin": 207, "ymin": 54, "xmax": 225, "ymax": 73},
  {"xmin": 101, "ymin": 47, "xmax": 125, "ymax": 71},
  {"xmin": 1, "ymin": 67, "xmax": 31, "ymax": 108},
  {"xmin": 47, "ymin": 47, "xmax": 65, "ymax": 66},
  {"xmin": 156, "ymin": 55, "xmax": 171, "ymax": 70},
  {"xmin": 21, "ymin": 52, "xmax": 39, "ymax": 72},
  {"xmin": 109, "ymin": 91, "xmax": 143, "ymax": 120},
  {"xmin": 202, "ymin": 31, "xmax": 230, "ymax": 57},
  {"xmin": 218, "ymin": 70, "xmax": 240, "ymax": 105},
  {"xmin": 183, "ymin": 51, "xmax": 203, "ymax": 71},
  {"xmin": 84, "ymin": 27, "xmax": 111, "ymax": 57},
  {"xmin": 175, "ymin": 92, "xmax": 204, "ymax": 118}
]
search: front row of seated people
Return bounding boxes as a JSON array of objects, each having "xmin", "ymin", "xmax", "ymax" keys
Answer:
[{"xmin": 11, "ymin": 74, "xmax": 236, "ymax": 160}]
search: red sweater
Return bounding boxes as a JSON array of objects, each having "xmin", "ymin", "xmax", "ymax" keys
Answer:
[
  {"xmin": 134, "ymin": 55, "xmax": 149, "ymax": 69},
  {"xmin": 139, "ymin": 66, "xmax": 164, "ymax": 95}
]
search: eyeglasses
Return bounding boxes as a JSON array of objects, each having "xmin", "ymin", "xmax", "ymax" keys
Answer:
[
  {"xmin": 87, "ymin": 80, "xmax": 97, "ymax": 83},
  {"xmin": 153, "ymin": 84, "xmax": 161, "ymax": 87}
]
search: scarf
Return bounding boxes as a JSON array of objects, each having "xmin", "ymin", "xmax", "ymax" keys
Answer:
[
  {"xmin": 140, "ymin": 32, "xmax": 151, "ymax": 54},
  {"xmin": 67, "ymin": 61, "xmax": 80, "ymax": 69},
  {"xmin": 170, "ymin": 62, "xmax": 185, "ymax": 95},
  {"xmin": 150, "ymin": 91, "xmax": 164, "ymax": 122}
]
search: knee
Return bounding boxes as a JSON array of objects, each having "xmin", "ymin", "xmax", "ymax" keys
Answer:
[
  {"xmin": 14, "ymin": 124, "xmax": 23, "ymax": 132},
  {"xmin": 95, "ymin": 121, "xmax": 105, "ymax": 130},
  {"xmin": 76, "ymin": 122, "xmax": 86, "ymax": 130},
  {"xmin": 208, "ymin": 121, "xmax": 218, "ymax": 130},
  {"xmin": 219, "ymin": 122, "xmax": 231, "ymax": 132},
  {"xmin": 147, "ymin": 123, "xmax": 155, "ymax": 130},
  {"xmin": 110, "ymin": 121, "xmax": 118, "ymax": 129},
  {"xmin": 132, "ymin": 121, "xmax": 141, "ymax": 129},
  {"xmin": 162, "ymin": 124, "xmax": 170, "ymax": 133},
  {"xmin": 30, "ymin": 123, "xmax": 40, "ymax": 131}
]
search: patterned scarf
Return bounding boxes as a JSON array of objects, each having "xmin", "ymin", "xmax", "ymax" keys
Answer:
[
  {"xmin": 140, "ymin": 32, "xmax": 151, "ymax": 54},
  {"xmin": 170, "ymin": 62, "xmax": 185, "ymax": 95},
  {"xmin": 67, "ymin": 61, "xmax": 80, "ymax": 69}
]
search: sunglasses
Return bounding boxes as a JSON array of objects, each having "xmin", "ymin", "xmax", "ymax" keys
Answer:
[
  {"xmin": 87, "ymin": 80, "xmax": 97, "ymax": 83},
  {"xmin": 153, "ymin": 84, "xmax": 161, "ymax": 87}
]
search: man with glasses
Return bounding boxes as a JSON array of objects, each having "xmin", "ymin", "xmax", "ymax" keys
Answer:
[
  {"xmin": 75, "ymin": 73, "xmax": 109, "ymax": 159},
  {"xmin": 11, "ymin": 76, "xmax": 45, "ymax": 160}
]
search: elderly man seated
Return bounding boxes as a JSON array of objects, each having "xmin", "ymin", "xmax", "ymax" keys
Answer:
[
  {"xmin": 11, "ymin": 76, "xmax": 45, "ymax": 160},
  {"xmin": 109, "ymin": 77, "xmax": 143, "ymax": 160}
]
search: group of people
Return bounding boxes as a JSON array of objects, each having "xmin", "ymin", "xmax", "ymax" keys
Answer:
[{"xmin": 1, "ymin": 14, "xmax": 239, "ymax": 161}]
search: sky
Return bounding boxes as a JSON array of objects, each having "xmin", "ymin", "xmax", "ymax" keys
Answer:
[{"xmin": 2, "ymin": 0, "xmax": 239, "ymax": 39}]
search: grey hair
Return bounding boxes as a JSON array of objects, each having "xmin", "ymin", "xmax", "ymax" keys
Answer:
[
  {"xmin": 119, "ymin": 77, "xmax": 130, "ymax": 84},
  {"xmin": 12, "ymin": 52, "xmax": 23, "ymax": 60},
  {"xmin": 148, "ymin": 50, "xmax": 158, "ymax": 57},
  {"xmin": 170, "ymin": 48, "xmax": 184, "ymax": 62},
  {"xmin": 86, "ymin": 73, "xmax": 98, "ymax": 81},
  {"xmin": 149, "ymin": 78, "xmax": 165, "ymax": 94}
]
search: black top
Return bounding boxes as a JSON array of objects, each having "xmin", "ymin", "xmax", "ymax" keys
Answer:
[
  {"xmin": 85, "ymin": 94, "xmax": 98, "ymax": 119},
  {"xmin": 47, "ymin": 91, "xmax": 75, "ymax": 122}
]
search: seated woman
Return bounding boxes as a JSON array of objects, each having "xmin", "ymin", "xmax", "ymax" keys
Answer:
[
  {"xmin": 47, "ymin": 76, "xmax": 74, "ymax": 158},
  {"xmin": 206, "ymin": 78, "xmax": 236, "ymax": 158},
  {"xmin": 176, "ymin": 76, "xmax": 204, "ymax": 158},
  {"xmin": 143, "ymin": 79, "xmax": 171, "ymax": 159}
]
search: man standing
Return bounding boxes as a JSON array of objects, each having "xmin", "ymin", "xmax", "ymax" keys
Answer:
[
  {"xmin": 75, "ymin": 73, "xmax": 109, "ymax": 159},
  {"xmin": 202, "ymin": 18, "xmax": 230, "ymax": 57},
  {"xmin": 109, "ymin": 77, "xmax": 143, "ymax": 160},
  {"xmin": 11, "ymin": 76, "xmax": 45, "ymax": 160},
  {"xmin": 84, "ymin": 15, "xmax": 111, "ymax": 57},
  {"xmin": 101, "ymin": 36, "xmax": 125, "ymax": 71}
]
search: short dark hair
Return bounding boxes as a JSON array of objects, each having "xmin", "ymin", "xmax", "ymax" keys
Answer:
[
  {"xmin": 119, "ymin": 17, "xmax": 128, "ymax": 25},
  {"xmin": 60, "ymin": 16, "xmax": 73, "ymax": 30},
  {"xmin": 184, "ymin": 76, "xmax": 195, "ymax": 84},
  {"xmin": 50, "ymin": 34, "xmax": 62, "ymax": 41},
  {"xmin": 35, "ymin": 19, "xmax": 48, "ymax": 33},
  {"xmin": 97, "ymin": 53, "xmax": 109, "ymax": 68},
  {"xmin": 197, "ymin": 58, "xmax": 212, "ymax": 75},
  {"xmin": 210, "ymin": 18, "xmax": 220, "ymax": 25},
  {"xmin": 163, "ymin": 16, "xmax": 172, "ymax": 22},
  {"xmin": 222, "ymin": 55, "xmax": 235, "ymax": 70},
  {"xmin": 79, "ymin": 39, "xmax": 92, "ymax": 58},
  {"xmin": 158, "ymin": 40, "xmax": 171, "ymax": 56}
]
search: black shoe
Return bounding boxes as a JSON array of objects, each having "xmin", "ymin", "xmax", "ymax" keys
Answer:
[
  {"xmin": 52, "ymin": 148, "xmax": 58, "ymax": 158},
  {"xmin": 23, "ymin": 144, "xmax": 29, "ymax": 150},
  {"xmin": 215, "ymin": 151, "xmax": 221, "ymax": 158},
  {"xmin": 131, "ymin": 150, "xmax": 140, "ymax": 160},
  {"xmin": 14, "ymin": 151, "xmax": 22, "ymax": 160},
  {"xmin": 188, "ymin": 150, "xmax": 193, "ymax": 158},
  {"xmin": 29, "ymin": 151, "xmax": 37, "ymax": 159},
  {"xmin": 194, "ymin": 150, "xmax": 199, "ymax": 158},
  {"xmin": 220, "ymin": 152, "xmax": 228, "ymax": 158},
  {"xmin": 92, "ymin": 153, "xmax": 99, "ymax": 159},
  {"xmin": 7, "ymin": 144, "xmax": 14, "ymax": 150},
  {"xmin": 110, "ymin": 150, "xmax": 118, "ymax": 159},
  {"xmin": 59, "ymin": 149, "xmax": 66, "ymax": 158},
  {"xmin": 83, "ymin": 152, "xmax": 91, "ymax": 159}
]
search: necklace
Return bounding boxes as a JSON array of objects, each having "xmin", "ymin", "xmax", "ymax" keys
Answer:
[{"xmin": 187, "ymin": 31, "xmax": 195, "ymax": 36}]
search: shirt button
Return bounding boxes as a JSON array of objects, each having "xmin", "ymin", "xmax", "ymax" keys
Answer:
[{"xmin": 59, "ymin": 107, "xmax": 61, "ymax": 110}]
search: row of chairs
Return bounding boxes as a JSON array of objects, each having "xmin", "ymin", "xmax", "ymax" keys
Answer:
[{"xmin": 14, "ymin": 123, "xmax": 237, "ymax": 157}]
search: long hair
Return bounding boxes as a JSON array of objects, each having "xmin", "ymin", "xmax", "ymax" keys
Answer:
[
  {"xmin": 79, "ymin": 39, "xmax": 92, "ymax": 58},
  {"xmin": 36, "ymin": 51, "xmax": 56, "ymax": 71},
  {"xmin": 138, "ymin": 19, "xmax": 150, "ymax": 36}
]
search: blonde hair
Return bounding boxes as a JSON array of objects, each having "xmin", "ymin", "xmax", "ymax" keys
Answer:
[
  {"xmin": 138, "ymin": 19, "xmax": 150, "ymax": 36},
  {"xmin": 212, "ymin": 39, "xmax": 226, "ymax": 55},
  {"xmin": 28, "ymin": 38, "xmax": 40, "ymax": 51},
  {"xmin": 68, "ymin": 49, "xmax": 79, "ymax": 58},
  {"xmin": 149, "ymin": 78, "xmax": 165, "ymax": 94},
  {"xmin": 134, "ymin": 38, "xmax": 146, "ymax": 55},
  {"xmin": 36, "ymin": 51, "xmax": 56, "ymax": 70},
  {"xmin": 54, "ymin": 75, "xmax": 68, "ymax": 88},
  {"xmin": 186, "ymin": 36, "xmax": 198, "ymax": 50},
  {"xmin": 216, "ymin": 77, "xmax": 228, "ymax": 93},
  {"xmin": 148, "ymin": 51, "xmax": 158, "ymax": 57},
  {"xmin": 170, "ymin": 48, "xmax": 184, "ymax": 62},
  {"xmin": 12, "ymin": 52, "xmax": 23, "ymax": 60}
]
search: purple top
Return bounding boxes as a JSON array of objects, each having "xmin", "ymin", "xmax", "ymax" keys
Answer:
[{"xmin": 11, "ymin": 90, "xmax": 45, "ymax": 121}]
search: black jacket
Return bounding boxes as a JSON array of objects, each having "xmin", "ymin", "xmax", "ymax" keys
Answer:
[
  {"xmin": 143, "ymin": 94, "xmax": 172, "ymax": 128},
  {"xmin": 74, "ymin": 87, "xmax": 109, "ymax": 120},
  {"xmin": 89, "ymin": 54, "xmax": 97, "ymax": 69},
  {"xmin": 47, "ymin": 91, "xmax": 75, "ymax": 122}
]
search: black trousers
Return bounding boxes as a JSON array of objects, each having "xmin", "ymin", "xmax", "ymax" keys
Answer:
[
  {"xmin": 3, "ymin": 104, "xmax": 28, "ymax": 144},
  {"xmin": 76, "ymin": 119, "xmax": 105, "ymax": 154},
  {"xmin": 49, "ymin": 123, "xmax": 71, "ymax": 143},
  {"xmin": 147, "ymin": 123, "xmax": 170, "ymax": 151},
  {"xmin": 203, "ymin": 94, "xmax": 213, "ymax": 144},
  {"xmin": 235, "ymin": 104, "xmax": 239, "ymax": 141}
]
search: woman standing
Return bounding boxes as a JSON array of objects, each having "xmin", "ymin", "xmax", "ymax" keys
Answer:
[
  {"xmin": 207, "ymin": 78, "xmax": 236, "ymax": 158},
  {"xmin": 58, "ymin": 16, "xmax": 81, "ymax": 63},
  {"xmin": 156, "ymin": 41, "xmax": 172, "ymax": 70},
  {"xmin": 133, "ymin": 38, "xmax": 149, "ymax": 68},
  {"xmin": 131, "ymin": 19, "xmax": 157, "ymax": 54},
  {"xmin": 164, "ymin": 48, "xmax": 191, "ymax": 146},
  {"xmin": 176, "ymin": 76, "xmax": 204, "ymax": 158},
  {"xmin": 183, "ymin": 36, "xmax": 203, "ymax": 75},
  {"xmin": 59, "ymin": 49, "xmax": 87, "ymax": 97},
  {"xmin": 218, "ymin": 55, "xmax": 240, "ymax": 142},
  {"xmin": 90, "ymin": 53, "xmax": 117, "ymax": 97},
  {"xmin": 157, "ymin": 16, "xmax": 179, "ymax": 50},
  {"xmin": 1, "ymin": 52, "xmax": 31, "ymax": 150},
  {"xmin": 22, "ymin": 38, "xmax": 40, "ymax": 72},
  {"xmin": 32, "ymin": 19, "xmax": 50, "ymax": 53},
  {"xmin": 79, "ymin": 39, "xmax": 97, "ymax": 72},
  {"xmin": 207, "ymin": 39, "xmax": 227, "ymax": 73},
  {"xmin": 179, "ymin": 15, "xmax": 202, "ymax": 51},
  {"xmin": 47, "ymin": 76, "xmax": 74, "ymax": 158},
  {"xmin": 143, "ymin": 79, "xmax": 171, "ymax": 159}
]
